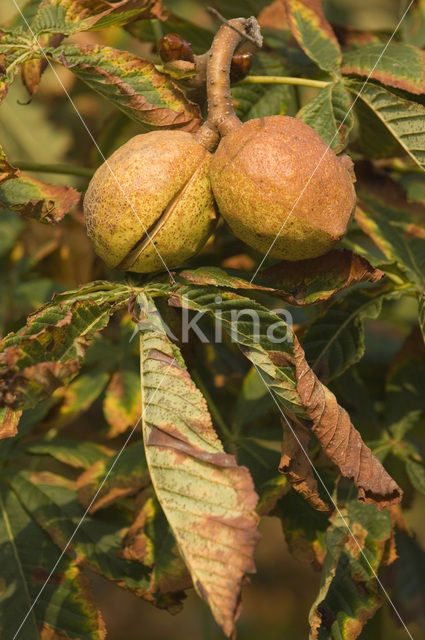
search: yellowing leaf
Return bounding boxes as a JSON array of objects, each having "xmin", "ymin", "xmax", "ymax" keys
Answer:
[
  {"xmin": 139, "ymin": 296, "xmax": 259, "ymax": 638},
  {"xmin": 283, "ymin": 0, "xmax": 341, "ymax": 73}
]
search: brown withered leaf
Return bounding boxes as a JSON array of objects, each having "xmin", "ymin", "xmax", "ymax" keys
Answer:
[
  {"xmin": 279, "ymin": 416, "xmax": 331, "ymax": 512},
  {"xmin": 0, "ymin": 175, "xmax": 80, "ymax": 223},
  {"xmin": 258, "ymin": 249, "xmax": 384, "ymax": 306},
  {"xmin": 294, "ymin": 337, "xmax": 403, "ymax": 508},
  {"xmin": 121, "ymin": 494, "xmax": 191, "ymax": 611},
  {"xmin": 0, "ymin": 407, "xmax": 22, "ymax": 440}
]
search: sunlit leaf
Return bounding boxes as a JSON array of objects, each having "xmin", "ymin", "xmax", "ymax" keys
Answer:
[
  {"xmin": 31, "ymin": 0, "xmax": 165, "ymax": 36},
  {"xmin": 282, "ymin": 0, "xmax": 341, "ymax": 73},
  {"xmin": 139, "ymin": 295, "xmax": 259, "ymax": 638},
  {"xmin": 48, "ymin": 44, "xmax": 202, "ymax": 131},
  {"xmin": 348, "ymin": 80, "xmax": 425, "ymax": 171},
  {"xmin": 342, "ymin": 42, "xmax": 425, "ymax": 96}
]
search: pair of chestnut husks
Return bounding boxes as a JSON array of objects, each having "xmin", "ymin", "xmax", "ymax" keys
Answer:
[{"xmin": 83, "ymin": 115, "xmax": 356, "ymax": 273}]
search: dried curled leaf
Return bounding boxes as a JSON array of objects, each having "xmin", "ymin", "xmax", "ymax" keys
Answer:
[
  {"xmin": 139, "ymin": 297, "xmax": 260, "ymax": 637},
  {"xmin": 294, "ymin": 337, "xmax": 402, "ymax": 508},
  {"xmin": 279, "ymin": 416, "xmax": 330, "ymax": 512}
]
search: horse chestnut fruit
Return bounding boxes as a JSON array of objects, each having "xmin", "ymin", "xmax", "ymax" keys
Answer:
[{"xmin": 84, "ymin": 130, "xmax": 216, "ymax": 273}]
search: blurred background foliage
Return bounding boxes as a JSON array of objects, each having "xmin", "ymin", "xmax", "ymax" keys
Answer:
[{"xmin": 1, "ymin": 0, "xmax": 425, "ymax": 639}]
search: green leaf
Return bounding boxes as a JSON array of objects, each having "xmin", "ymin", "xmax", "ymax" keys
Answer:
[
  {"xmin": 391, "ymin": 531, "xmax": 425, "ymax": 630},
  {"xmin": 283, "ymin": 0, "xmax": 342, "ymax": 74},
  {"xmin": 0, "ymin": 210, "xmax": 24, "ymax": 257},
  {"xmin": 310, "ymin": 501, "xmax": 393, "ymax": 639},
  {"xmin": 139, "ymin": 295, "xmax": 259, "ymax": 638},
  {"xmin": 48, "ymin": 44, "xmax": 202, "ymax": 132},
  {"xmin": 406, "ymin": 459, "xmax": 425, "ymax": 494},
  {"xmin": 386, "ymin": 327, "xmax": 425, "ymax": 423},
  {"xmin": 419, "ymin": 293, "xmax": 425, "ymax": 345},
  {"xmin": 356, "ymin": 191, "xmax": 425, "ymax": 286},
  {"xmin": 169, "ymin": 285, "xmax": 304, "ymax": 416},
  {"xmin": 0, "ymin": 32, "xmax": 31, "ymax": 104},
  {"xmin": 0, "ymin": 173, "xmax": 80, "ymax": 223},
  {"xmin": 77, "ymin": 442, "xmax": 150, "ymax": 512},
  {"xmin": 342, "ymin": 42, "xmax": 425, "ymax": 96},
  {"xmin": 31, "ymin": 0, "xmax": 165, "ymax": 36},
  {"xmin": 0, "ymin": 282, "xmax": 133, "ymax": 409},
  {"xmin": 8, "ymin": 470, "xmax": 154, "ymax": 598},
  {"xmin": 297, "ymin": 81, "xmax": 353, "ymax": 152},
  {"xmin": 0, "ymin": 475, "xmax": 106, "ymax": 640},
  {"xmin": 401, "ymin": 0, "xmax": 425, "ymax": 48},
  {"xmin": 348, "ymin": 81, "xmax": 425, "ymax": 171},
  {"xmin": 303, "ymin": 285, "xmax": 405, "ymax": 382},
  {"xmin": 27, "ymin": 438, "xmax": 110, "ymax": 469}
]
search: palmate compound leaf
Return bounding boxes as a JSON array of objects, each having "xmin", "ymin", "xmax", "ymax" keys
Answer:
[
  {"xmin": 167, "ymin": 285, "xmax": 403, "ymax": 508},
  {"xmin": 47, "ymin": 44, "xmax": 202, "ymax": 132},
  {"xmin": 138, "ymin": 295, "xmax": 260, "ymax": 638},
  {"xmin": 30, "ymin": 0, "xmax": 165, "ymax": 37},
  {"xmin": 282, "ymin": 0, "xmax": 342, "ymax": 74},
  {"xmin": 0, "ymin": 474, "xmax": 106, "ymax": 640},
  {"xmin": 178, "ymin": 248, "xmax": 384, "ymax": 306},
  {"xmin": 347, "ymin": 80, "xmax": 425, "ymax": 171},
  {"xmin": 297, "ymin": 81, "xmax": 354, "ymax": 152},
  {"xmin": 0, "ymin": 281, "xmax": 133, "ymax": 409},
  {"xmin": 309, "ymin": 501, "xmax": 394, "ymax": 639}
]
